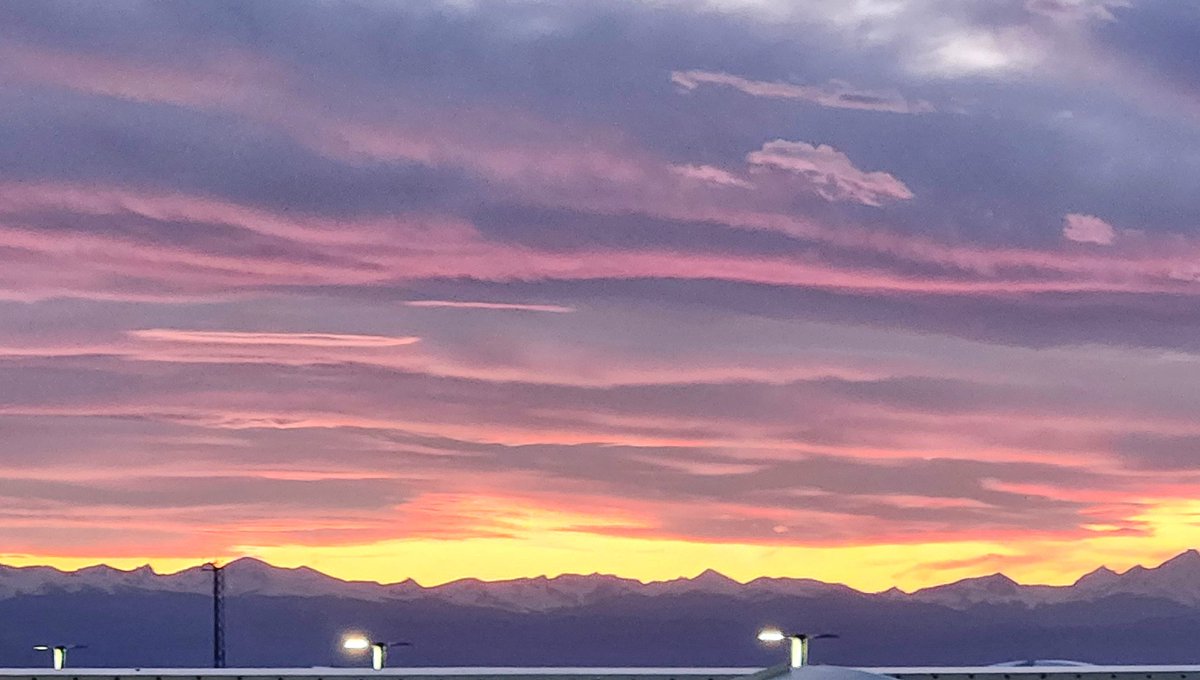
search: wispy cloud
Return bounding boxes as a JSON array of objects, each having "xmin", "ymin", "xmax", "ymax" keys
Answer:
[
  {"xmin": 671, "ymin": 70, "xmax": 934, "ymax": 114},
  {"xmin": 5, "ymin": 182, "xmax": 1200, "ymax": 307},
  {"xmin": 1026, "ymin": 0, "xmax": 1130, "ymax": 23},
  {"xmin": 404, "ymin": 300, "xmax": 576, "ymax": 313},
  {"xmin": 670, "ymin": 164, "xmax": 753, "ymax": 189},
  {"xmin": 130, "ymin": 330, "xmax": 420, "ymax": 348}
]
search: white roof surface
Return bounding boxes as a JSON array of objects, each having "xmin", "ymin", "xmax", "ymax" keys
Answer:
[
  {"xmin": 766, "ymin": 667, "xmax": 893, "ymax": 680},
  {"xmin": 0, "ymin": 669, "xmax": 757, "ymax": 677},
  {"xmin": 5, "ymin": 666, "xmax": 1200, "ymax": 680},
  {"xmin": 866, "ymin": 667, "xmax": 1200, "ymax": 674}
]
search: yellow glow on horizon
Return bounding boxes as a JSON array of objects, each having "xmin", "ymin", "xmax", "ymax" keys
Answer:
[
  {"xmin": 234, "ymin": 495, "xmax": 1200, "ymax": 590},
  {"xmin": 238, "ymin": 534, "xmax": 1005, "ymax": 590},
  {"xmin": 0, "ymin": 555, "xmax": 211, "ymax": 575},
  {"xmin": 2, "ymin": 498, "xmax": 1200, "ymax": 591}
]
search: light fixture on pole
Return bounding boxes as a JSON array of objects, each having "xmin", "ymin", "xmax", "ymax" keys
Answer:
[
  {"xmin": 343, "ymin": 635, "xmax": 411, "ymax": 670},
  {"xmin": 757, "ymin": 629, "xmax": 838, "ymax": 668},
  {"xmin": 33, "ymin": 644, "xmax": 85, "ymax": 670}
]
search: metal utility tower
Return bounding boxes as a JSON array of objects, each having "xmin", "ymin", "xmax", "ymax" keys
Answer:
[{"xmin": 202, "ymin": 562, "xmax": 226, "ymax": 668}]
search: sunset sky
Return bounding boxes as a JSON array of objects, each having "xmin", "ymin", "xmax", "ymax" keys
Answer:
[{"xmin": 3, "ymin": 0, "xmax": 1200, "ymax": 592}]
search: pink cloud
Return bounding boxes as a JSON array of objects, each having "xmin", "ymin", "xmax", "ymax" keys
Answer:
[
  {"xmin": 4, "ymin": 46, "xmax": 1192, "ymax": 298},
  {"xmin": 4, "ymin": 182, "xmax": 1200, "ymax": 307},
  {"xmin": 1063, "ymin": 213, "xmax": 1118, "ymax": 245},
  {"xmin": 671, "ymin": 70, "xmax": 934, "ymax": 114},
  {"xmin": 4, "ymin": 45, "xmax": 1200, "ymax": 303},
  {"xmin": 5, "ymin": 181, "xmax": 1200, "ymax": 305},
  {"xmin": 3, "ymin": 330, "xmax": 1198, "ymax": 551},
  {"xmin": 0, "ymin": 43, "xmax": 659, "ymax": 201},
  {"xmin": 746, "ymin": 140, "xmax": 915, "ymax": 206},
  {"xmin": 130, "ymin": 330, "xmax": 420, "ymax": 348},
  {"xmin": 670, "ymin": 164, "xmax": 753, "ymax": 189},
  {"xmin": 0, "ymin": 43, "xmax": 285, "ymax": 110},
  {"xmin": 404, "ymin": 300, "xmax": 576, "ymax": 313},
  {"xmin": 6, "ymin": 342, "xmax": 1196, "ymax": 463},
  {"xmin": 6, "ymin": 11, "xmax": 1200, "ymax": 574}
]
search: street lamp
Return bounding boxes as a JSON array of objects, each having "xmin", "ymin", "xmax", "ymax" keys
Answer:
[
  {"xmin": 33, "ymin": 644, "xmax": 85, "ymax": 670},
  {"xmin": 757, "ymin": 629, "xmax": 837, "ymax": 668},
  {"xmin": 343, "ymin": 635, "xmax": 411, "ymax": 670}
]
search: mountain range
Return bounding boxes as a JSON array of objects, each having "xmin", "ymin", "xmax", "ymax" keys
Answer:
[
  {"xmin": 6, "ymin": 550, "xmax": 1200, "ymax": 612},
  {"xmin": 5, "ymin": 551, "xmax": 1200, "ymax": 667}
]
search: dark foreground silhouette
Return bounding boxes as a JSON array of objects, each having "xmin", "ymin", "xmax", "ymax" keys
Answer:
[
  {"xmin": 3, "ymin": 588, "xmax": 1200, "ymax": 667},
  {"xmin": 6, "ymin": 551, "xmax": 1200, "ymax": 667}
]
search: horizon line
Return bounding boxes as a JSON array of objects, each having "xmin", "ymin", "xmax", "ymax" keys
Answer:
[{"xmin": 2, "ymin": 548, "xmax": 1196, "ymax": 593}]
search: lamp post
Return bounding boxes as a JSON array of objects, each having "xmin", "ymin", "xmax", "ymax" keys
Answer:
[
  {"xmin": 757, "ymin": 629, "xmax": 838, "ymax": 668},
  {"xmin": 343, "ymin": 635, "xmax": 411, "ymax": 670},
  {"xmin": 33, "ymin": 644, "xmax": 85, "ymax": 670},
  {"xmin": 201, "ymin": 562, "xmax": 226, "ymax": 668}
]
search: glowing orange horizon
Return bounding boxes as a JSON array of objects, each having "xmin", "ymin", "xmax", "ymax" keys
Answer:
[{"xmin": 3, "ymin": 498, "xmax": 1199, "ymax": 594}]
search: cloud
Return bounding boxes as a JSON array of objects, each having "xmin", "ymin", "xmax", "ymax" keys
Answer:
[
  {"xmin": 2, "ymin": 0, "xmax": 1200, "ymax": 587},
  {"xmin": 404, "ymin": 300, "xmax": 576, "ymax": 313},
  {"xmin": 670, "ymin": 164, "xmax": 753, "ymax": 189},
  {"xmin": 1026, "ymin": 0, "xmax": 1129, "ymax": 23},
  {"xmin": 913, "ymin": 28, "xmax": 1042, "ymax": 77},
  {"xmin": 1063, "ymin": 213, "xmax": 1118, "ymax": 245},
  {"xmin": 4, "ymin": 46, "xmax": 1199, "ymax": 305},
  {"xmin": 670, "ymin": 70, "xmax": 934, "ymax": 113},
  {"xmin": 1113, "ymin": 433, "xmax": 1200, "ymax": 470},
  {"xmin": 0, "ymin": 315, "xmax": 1197, "ymax": 570},
  {"xmin": 746, "ymin": 140, "xmax": 915, "ymax": 206},
  {"xmin": 5, "ymin": 181, "xmax": 1200, "ymax": 312},
  {"xmin": 129, "ymin": 330, "xmax": 420, "ymax": 348}
]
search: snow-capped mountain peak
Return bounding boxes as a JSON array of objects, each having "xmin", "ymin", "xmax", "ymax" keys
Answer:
[{"xmin": 3, "ymin": 550, "xmax": 1200, "ymax": 612}]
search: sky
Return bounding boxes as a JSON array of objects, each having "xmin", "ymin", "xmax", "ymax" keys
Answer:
[{"xmin": 2, "ymin": 0, "xmax": 1200, "ymax": 593}]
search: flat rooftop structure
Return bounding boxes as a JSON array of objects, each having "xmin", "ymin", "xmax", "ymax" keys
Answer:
[
  {"xmin": 868, "ymin": 666, "xmax": 1200, "ymax": 680},
  {"xmin": 0, "ymin": 669, "xmax": 758, "ymax": 680},
  {"xmin": 4, "ymin": 667, "xmax": 1200, "ymax": 680}
]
